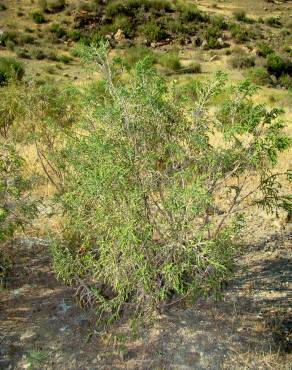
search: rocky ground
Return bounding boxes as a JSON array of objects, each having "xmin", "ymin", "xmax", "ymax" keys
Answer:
[{"xmin": 0, "ymin": 228, "xmax": 291, "ymax": 369}]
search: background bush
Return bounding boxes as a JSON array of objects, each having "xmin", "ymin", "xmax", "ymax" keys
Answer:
[{"xmin": 0, "ymin": 57, "xmax": 25, "ymax": 85}]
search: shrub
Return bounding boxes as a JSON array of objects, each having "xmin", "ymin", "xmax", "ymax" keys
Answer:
[
  {"xmin": 50, "ymin": 44, "xmax": 291, "ymax": 325},
  {"xmin": 279, "ymin": 74, "xmax": 292, "ymax": 89},
  {"xmin": 246, "ymin": 67, "xmax": 271, "ymax": 86},
  {"xmin": 229, "ymin": 48, "xmax": 255, "ymax": 68},
  {"xmin": 183, "ymin": 61, "xmax": 202, "ymax": 74},
  {"xmin": 229, "ymin": 50, "xmax": 255, "ymax": 69},
  {"xmin": 30, "ymin": 47, "xmax": 46, "ymax": 60},
  {"xmin": 15, "ymin": 48, "xmax": 30, "ymax": 59},
  {"xmin": 58, "ymin": 55, "xmax": 73, "ymax": 64},
  {"xmin": 158, "ymin": 52, "xmax": 182, "ymax": 72},
  {"xmin": 266, "ymin": 53, "xmax": 288, "ymax": 77},
  {"xmin": 31, "ymin": 10, "xmax": 46, "ymax": 23},
  {"xmin": 117, "ymin": 47, "xmax": 156, "ymax": 68},
  {"xmin": 200, "ymin": 25, "xmax": 223, "ymax": 49},
  {"xmin": 49, "ymin": 23, "xmax": 67, "ymax": 38},
  {"xmin": 265, "ymin": 17, "xmax": 281, "ymax": 27},
  {"xmin": 257, "ymin": 42, "xmax": 274, "ymax": 57},
  {"xmin": 19, "ymin": 34, "xmax": 35, "ymax": 45},
  {"xmin": 0, "ymin": 57, "xmax": 25, "ymax": 85},
  {"xmin": 230, "ymin": 24, "xmax": 251, "ymax": 43},
  {"xmin": 233, "ymin": 10, "xmax": 247, "ymax": 22},
  {"xmin": 47, "ymin": 0, "xmax": 66, "ymax": 12},
  {"xmin": 139, "ymin": 22, "xmax": 167, "ymax": 43},
  {"xmin": 0, "ymin": 31, "xmax": 18, "ymax": 47},
  {"xmin": 0, "ymin": 4, "xmax": 7, "ymax": 11},
  {"xmin": 68, "ymin": 30, "xmax": 83, "ymax": 41}
]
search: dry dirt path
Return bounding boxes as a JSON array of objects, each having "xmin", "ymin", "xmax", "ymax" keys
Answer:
[{"xmin": 0, "ymin": 232, "xmax": 291, "ymax": 369}]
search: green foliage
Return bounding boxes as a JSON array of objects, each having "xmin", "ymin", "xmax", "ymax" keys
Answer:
[
  {"xmin": 30, "ymin": 47, "xmax": 46, "ymax": 60},
  {"xmin": 230, "ymin": 24, "xmax": 251, "ymax": 43},
  {"xmin": 49, "ymin": 44, "xmax": 291, "ymax": 325},
  {"xmin": 246, "ymin": 67, "xmax": 271, "ymax": 86},
  {"xmin": 49, "ymin": 23, "xmax": 67, "ymax": 38},
  {"xmin": 279, "ymin": 74, "xmax": 292, "ymax": 89},
  {"xmin": 0, "ymin": 30, "xmax": 18, "ymax": 47},
  {"xmin": 266, "ymin": 53, "xmax": 290, "ymax": 77},
  {"xmin": 257, "ymin": 42, "xmax": 274, "ymax": 58},
  {"xmin": 58, "ymin": 54, "xmax": 73, "ymax": 64},
  {"xmin": 31, "ymin": 10, "xmax": 46, "ymax": 24},
  {"xmin": 265, "ymin": 17, "xmax": 282, "ymax": 27},
  {"xmin": 0, "ymin": 57, "xmax": 25, "ymax": 86},
  {"xmin": 138, "ymin": 22, "xmax": 167, "ymax": 43},
  {"xmin": 233, "ymin": 10, "xmax": 247, "ymax": 22}
]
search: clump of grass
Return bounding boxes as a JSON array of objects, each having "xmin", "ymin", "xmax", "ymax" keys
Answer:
[
  {"xmin": 31, "ymin": 9, "xmax": 46, "ymax": 24},
  {"xmin": 0, "ymin": 57, "xmax": 25, "ymax": 85},
  {"xmin": 230, "ymin": 24, "xmax": 252, "ymax": 43},
  {"xmin": 0, "ymin": 31, "xmax": 18, "ymax": 47},
  {"xmin": 118, "ymin": 47, "xmax": 156, "ymax": 68},
  {"xmin": 0, "ymin": 4, "xmax": 7, "ymax": 11}
]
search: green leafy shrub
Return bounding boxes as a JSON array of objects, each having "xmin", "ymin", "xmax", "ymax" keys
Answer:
[
  {"xmin": 0, "ymin": 30, "xmax": 18, "ymax": 47},
  {"xmin": 49, "ymin": 23, "xmax": 67, "ymax": 38},
  {"xmin": 31, "ymin": 10, "xmax": 46, "ymax": 24},
  {"xmin": 265, "ymin": 17, "xmax": 281, "ymax": 27},
  {"xmin": 246, "ymin": 67, "xmax": 271, "ymax": 86},
  {"xmin": 15, "ymin": 48, "xmax": 30, "ymax": 59},
  {"xmin": 233, "ymin": 10, "xmax": 247, "ymax": 22},
  {"xmin": 50, "ymin": 44, "xmax": 291, "ymax": 325},
  {"xmin": 117, "ymin": 47, "xmax": 156, "ymax": 68},
  {"xmin": 279, "ymin": 74, "xmax": 292, "ymax": 89},
  {"xmin": 139, "ymin": 21, "xmax": 167, "ymax": 43},
  {"xmin": 266, "ymin": 53, "xmax": 290, "ymax": 77},
  {"xmin": 30, "ymin": 47, "xmax": 46, "ymax": 60},
  {"xmin": 230, "ymin": 24, "xmax": 251, "ymax": 43},
  {"xmin": 0, "ymin": 57, "xmax": 25, "ymax": 85},
  {"xmin": 257, "ymin": 42, "xmax": 274, "ymax": 57}
]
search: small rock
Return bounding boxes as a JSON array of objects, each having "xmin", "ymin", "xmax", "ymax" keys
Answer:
[{"xmin": 114, "ymin": 29, "xmax": 126, "ymax": 42}]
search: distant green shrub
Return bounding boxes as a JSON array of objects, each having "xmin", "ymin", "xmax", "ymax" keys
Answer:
[
  {"xmin": 58, "ymin": 55, "xmax": 72, "ymax": 64},
  {"xmin": 0, "ymin": 57, "xmax": 25, "ymax": 85},
  {"xmin": 0, "ymin": 4, "xmax": 7, "ymax": 11},
  {"xmin": 158, "ymin": 52, "xmax": 182, "ymax": 72},
  {"xmin": 31, "ymin": 9, "xmax": 46, "ymax": 23},
  {"xmin": 68, "ymin": 30, "xmax": 83, "ymax": 41},
  {"xmin": 0, "ymin": 31, "xmax": 18, "ymax": 47},
  {"xmin": 230, "ymin": 24, "xmax": 251, "ymax": 43},
  {"xmin": 265, "ymin": 17, "xmax": 281, "ymax": 27},
  {"xmin": 30, "ymin": 47, "xmax": 46, "ymax": 60},
  {"xmin": 15, "ymin": 48, "xmax": 30, "ymax": 59},
  {"xmin": 118, "ymin": 47, "xmax": 156, "ymax": 68},
  {"xmin": 266, "ymin": 53, "xmax": 289, "ymax": 77},
  {"xmin": 279, "ymin": 74, "xmax": 292, "ymax": 89},
  {"xmin": 257, "ymin": 42, "xmax": 274, "ymax": 57},
  {"xmin": 139, "ymin": 21, "xmax": 167, "ymax": 43},
  {"xmin": 49, "ymin": 23, "xmax": 67, "ymax": 38},
  {"xmin": 233, "ymin": 10, "xmax": 247, "ymax": 22},
  {"xmin": 246, "ymin": 67, "xmax": 271, "ymax": 86}
]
